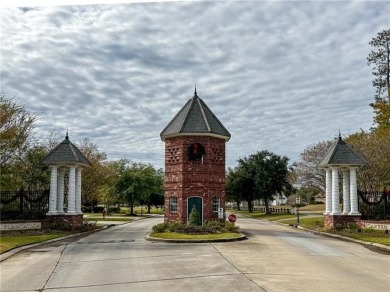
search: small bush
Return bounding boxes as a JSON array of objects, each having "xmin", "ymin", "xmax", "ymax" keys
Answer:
[
  {"xmin": 93, "ymin": 206, "xmax": 105, "ymax": 213},
  {"xmin": 151, "ymin": 220, "xmax": 240, "ymax": 235},
  {"xmin": 108, "ymin": 206, "xmax": 120, "ymax": 213},
  {"xmin": 167, "ymin": 221, "xmax": 182, "ymax": 232},
  {"xmin": 152, "ymin": 222, "xmax": 169, "ymax": 233},
  {"xmin": 347, "ymin": 222, "xmax": 359, "ymax": 231}
]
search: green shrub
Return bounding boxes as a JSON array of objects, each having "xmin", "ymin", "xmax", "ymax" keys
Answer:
[
  {"xmin": 151, "ymin": 220, "xmax": 240, "ymax": 234},
  {"xmin": 188, "ymin": 206, "xmax": 202, "ymax": 226},
  {"xmin": 167, "ymin": 221, "xmax": 182, "ymax": 232},
  {"xmin": 223, "ymin": 222, "xmax": 239, "ymax": 232},
  {"xmin": 152, "ymin": 222, "xmax": 169, "ymax": 233},
  {"xmin": 347, "ymin": 222, "xmax": 359, "ymax": 231}
]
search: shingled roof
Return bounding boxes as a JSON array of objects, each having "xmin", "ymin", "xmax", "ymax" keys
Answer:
[
  {"xmin": 160, "ymin": 90, "xmax": 231, "ymax": 141},
  {"xmin": 42, "ymin": 134, "xmax": 91, "ymax": 166},
  {"xmin": 318, "ymin": 136, "xmax": 366, "ymax": 168}
]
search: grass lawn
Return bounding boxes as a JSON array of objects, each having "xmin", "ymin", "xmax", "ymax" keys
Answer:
[
  {"xmin": 84, "ymin": 216, "xmax": 133, "ymax": 222},
  {"xmin": 0, "ymin": 230, "xmax": 68, "ymax": 254},
  {"xmin": 335, "ymin": 230, "xmax": 390, "ymax": 246},
  {"xmin": 278, "ymin": 217, "xmax": 390, "ymax": 246},
  {"xmin": 150, "ymin": 232, "xmax": 242, "ymax": 240},
  {"xmin": 299, "ymin": 204, "xmax": 326, "ymax": 212},
  {"xmin": 238, "ymin": 210, "xmax": 295, "ymax": 221},
  {"xmin": 120, "ymin": 206, "xmax": 164, "ymax": 215}
]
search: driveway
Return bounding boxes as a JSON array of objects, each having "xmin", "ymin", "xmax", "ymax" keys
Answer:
[{"xmin": 1, "ymin": 216, "xmax": 389, "ymax": 291}]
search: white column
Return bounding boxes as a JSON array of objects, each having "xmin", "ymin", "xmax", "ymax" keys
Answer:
[
  {"xmin": 331, "ymin": 167, "xmax": 340, "ymax": 214},
  {"xmin": 75, "ymin": 168, "xmax": 82, "ymax": 214},
  {"xmin": 47, "ymin": 166, "xmax": 58, "ymax": 215},
  {"xmin": 324, "ymin": 168, "xmax": 332, "ymax": 215},
  {"xmin": 57, "ymin": 168, "xmax": 65, "ymax": 214},
  {"xmin": 67, "ymin": 166, "xmax": 76, "ymax": 214},
  {"xmin": 342, "ymin": 169, "xmax": 350, "ymax": 215},
  {"xmin": 349, "ymin": 167, "xmax": 360, "ymax": 215}
]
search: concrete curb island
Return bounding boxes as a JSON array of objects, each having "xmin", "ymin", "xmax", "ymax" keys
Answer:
[{"xmin": 145, "ymin": 233, "xmax": 246, "ymax": 243}]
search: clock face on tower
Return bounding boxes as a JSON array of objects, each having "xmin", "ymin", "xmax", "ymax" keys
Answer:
[{"xmin": 187, "ymin": 143, "xmax": 205, "ymax": 161}]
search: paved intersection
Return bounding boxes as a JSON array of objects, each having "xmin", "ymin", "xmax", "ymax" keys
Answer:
[{"xmin": 1, "ymin": 216, "xmax": 389, "ymax": 291}]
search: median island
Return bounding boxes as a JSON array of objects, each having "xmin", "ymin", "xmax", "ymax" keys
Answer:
[{"xmin": 147, "ymin": 220, "xmax": 245, "ymax": 243}]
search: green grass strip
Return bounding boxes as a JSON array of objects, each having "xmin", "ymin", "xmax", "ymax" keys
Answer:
[
  {"xmin": 239, "ymin": 210, "xmax": 295, "ymax": 221},
  {"xmin": 0, "ymin": 234, "xmax": 65, "ymax": 254},
  {"xmin": 84, "ymin": 217, "xmax": 133, "ymax": 222}
]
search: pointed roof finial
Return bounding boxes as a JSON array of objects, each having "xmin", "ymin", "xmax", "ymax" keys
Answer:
[
  {"xmin": 338, "ymin": 128, "xmax": 342, "ymax": 140},
  {"xmin": 66, "ymin": 128, "xmax": 69, "ymax": 140},
  {"xmin": 194, "ymin": 83, "xmax": 197, "ymax": 96}
]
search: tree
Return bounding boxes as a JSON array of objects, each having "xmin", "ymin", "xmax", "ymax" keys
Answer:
[
  {"xmin": 78, "ymin": 138, "xmax": 108, "ymax": 210},
  {"xmin": 294, "ymin": 140, "xmax": 333, "ymax": 192},
  {"xmin": 138, "ymin": 167, "xmax": 164, "ymax": 213},
  {"xmin": 244, "ymin": 151, "xmax": 292, "ymax": 214},
  {"xmin": 19, "ymin": 145, "xmax": 50, "ymax": 191},
  {"xmin": 296, "ymin": 186, "xmax": 320, "ymax": 204},
  {"xmin": 367, "ymin": 29, "xmax": 390, "ymax": 129},
  {"xmin": 227, "ymin": 151, "xmax": 291, "ymax": 214},
  {"xmin": 0, "ymin": 94, "xmax": 37, "ymax": 168},
  {"xmin": 226, "ymin": 167, "xmax": 242, "ymax": 211},
  {"xmin": 115, "ymin": 162, "xmax": 162, "ymax": 215},
  {"xmin": 226, "ymin": 166, "xmax": 255, "ymax": 212},
  {"xmin": 188, "ymin": 205, "xmax": 202, "ymax": 226},
  {"xmin": 346, "ymin": 130, "xmax": 390, "ymax": 191}
]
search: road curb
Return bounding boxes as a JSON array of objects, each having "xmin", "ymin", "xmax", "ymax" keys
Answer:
[
  {"xmin": 273, "ymin": 219, "xmax": 390, "ymax": 253},
  {"xmin": 145, "ymin": 233, "xmax": 246, "ymax": 243},
  {"xmin": 0, "ymin": 226, "xmax": 108, "ymax": 262},
  {"xmin": 295, "ymin": 225, "xmax": 390, "ymax": 253},
  {"xmin": 240, "ymin": 214, "xmax": 390, "ymax": 253}
]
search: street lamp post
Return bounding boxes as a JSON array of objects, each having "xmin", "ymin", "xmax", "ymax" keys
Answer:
[{"xmin": 296, "ymin": 196, "xmax": 301, "ymax": 225}]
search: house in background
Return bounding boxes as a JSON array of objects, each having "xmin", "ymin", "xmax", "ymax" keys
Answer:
[
  {"xmin": 258, "ymin": 192, "xmax": 288, "ymax": 206},
  {"xmin": 314, "ymin": 193, "xmax": 326, "ymax": 204}
]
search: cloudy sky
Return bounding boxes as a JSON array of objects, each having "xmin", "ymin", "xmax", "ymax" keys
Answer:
[{"xmin": 1, "ymin": 1, "xmax": 388, "ymax": 169}]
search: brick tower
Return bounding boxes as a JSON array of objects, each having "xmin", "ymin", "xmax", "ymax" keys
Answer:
[{"xmin": 160, "ymin": 89, "xmax": 231, "ymax": 224}]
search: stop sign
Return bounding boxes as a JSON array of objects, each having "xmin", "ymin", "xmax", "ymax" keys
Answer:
[{"xmin": 228, "ymin": 214, "xmax": 237, "ymax": 223}]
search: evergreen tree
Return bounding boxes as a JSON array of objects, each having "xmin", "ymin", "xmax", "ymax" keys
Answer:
[
  {"xmin": 367, "ymin": 29, "xmax": 390, "ymax": 129},
  {"xmin": 188, "ymin": 205, "xmax": 202, "ymax": 226}
]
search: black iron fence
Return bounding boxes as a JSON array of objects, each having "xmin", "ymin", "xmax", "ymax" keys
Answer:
[
  {"xmin": 0, "ymin": 188, "xmax": 49, "ymax": 220},
  {"xmin": 358, "ymin": 190, "xmax": 390, "ymax": 220}
]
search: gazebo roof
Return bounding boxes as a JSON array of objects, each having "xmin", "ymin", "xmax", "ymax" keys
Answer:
[
  {"xmin": 42, "ymin": 134, "xmax": 91, "ymax": 166},
  {"xmin": 318, "ymin": 136, "xmax": 366, "ymax": 168},
  {"xmin": 160, "ymin": 89, "xmax": 231, "ymax": 141}
]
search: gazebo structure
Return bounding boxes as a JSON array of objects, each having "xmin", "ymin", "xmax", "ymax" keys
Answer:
[
  {"xmin": 161, "ymin": 88, "xmax": 231, "ymax": 224},
  {"xmin": 42, "ymin": 133, "xmax": 90, "ymax": 227},
  {"xmin": 318, "ymin": 134, "xmax": 366, "ymax": 229}
]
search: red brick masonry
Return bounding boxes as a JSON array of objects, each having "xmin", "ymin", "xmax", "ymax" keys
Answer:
[{"xmin": 164, "ymin": 136, "xmax": 226, "ymax": 223}]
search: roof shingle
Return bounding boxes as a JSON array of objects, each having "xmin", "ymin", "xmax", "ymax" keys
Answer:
[
  {"xmin": 42, "ymin": 135, "xmax": 91, "ymax": 166},
  {"xmin": 318, "ymin": 136, "xmax": 366, "ymax": 167},
  {"xmin": 160, "ymin": 91, "xmax": 231, "ymax": 141}
]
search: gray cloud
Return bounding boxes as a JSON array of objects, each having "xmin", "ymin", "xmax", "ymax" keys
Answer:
[{"xmin": 1, "ymin": 1, "xmax": 387, "ymax": 169}]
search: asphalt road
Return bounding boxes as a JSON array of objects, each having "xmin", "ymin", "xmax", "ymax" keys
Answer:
[{"xmin": 1, "ymin": 216, "xmax": 389, "ymax": 292}]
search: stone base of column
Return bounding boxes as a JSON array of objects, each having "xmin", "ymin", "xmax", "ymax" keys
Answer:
[
  {"xmin": 324, "ymin": 214, "xmax": 361, "ymax": 229},
  {"xmin": 46, "ymin": 211, "xmax": 59, "ymax": 216},
  {"xmin": 45, "ymin": 214, "xmax": 83, "ymax": 230},
  {"xmin": 348, "ymin": 212, "xmax": 361, "ymax": 216}
]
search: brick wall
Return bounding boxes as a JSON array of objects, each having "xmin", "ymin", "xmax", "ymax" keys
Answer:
[
  {"xmin": 324, "ymin": 214, "xmax": 362, "ymax": 229},
  {"xmin": 164, "ymin": 136, "xmax": 226, "ymax": 223}
]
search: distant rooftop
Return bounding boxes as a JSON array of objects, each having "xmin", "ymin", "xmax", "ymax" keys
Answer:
[
  {"xmin": 318, "ymin": 135, "xmax": 366, "ymax": 167},
  {"xmin": 42, "ymin": 134, "xmax": 91, "ymax": 166},
  {"xmin": 160, "ymin": 89, "xmax": 231, "ymax": 141}
]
